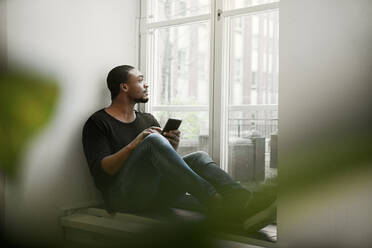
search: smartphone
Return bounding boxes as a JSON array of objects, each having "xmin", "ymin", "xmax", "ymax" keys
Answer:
[{"xmin": 162, "ymin": 118, "xmax": 182, "ymax": 133}]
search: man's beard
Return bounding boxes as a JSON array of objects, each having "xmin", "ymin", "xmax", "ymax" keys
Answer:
[{"xmin": 134, "ymin": 97, "xmax": 149, "ymax": 103}]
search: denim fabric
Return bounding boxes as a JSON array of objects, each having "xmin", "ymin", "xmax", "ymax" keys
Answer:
[
  {"xmin": 182, "ymin": 151, "xmax": 243, "ymax": 197},
  {"xmin": 107, "ymin": 133, "xmax": 242, "ymax": 214}
]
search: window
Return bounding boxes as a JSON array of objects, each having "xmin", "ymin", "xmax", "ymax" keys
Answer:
[{"xmin": 140, "ymin": 0, "xmax": 279, "ymax": 180}]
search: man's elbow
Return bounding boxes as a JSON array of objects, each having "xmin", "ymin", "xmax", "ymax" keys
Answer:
[
  {"xmin": 103, "ymin": 167, "xmax": 117, "ymax": 176},
  {"xmin": 101, "ymin": 158, "xmax": 118, "ymax": 176}
]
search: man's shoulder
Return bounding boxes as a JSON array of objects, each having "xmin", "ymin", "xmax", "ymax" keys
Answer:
[
  {"xmin": 88, "ymin": 108, "xmax": 107, "ymax": 120},
  {"xmin": 136, "ymin": 111, "xmax": 156, "ymax": 120},
  {"xmin": 136, "ymin": 110, "xmax": 153, "ymax": 118},
  {"xmin": 135, "ymin": 111, "xmax": 159, "ymax": 126},
  {"xmin": 83, "ymin": 109, "xmax": 108, "ymax": 128}
]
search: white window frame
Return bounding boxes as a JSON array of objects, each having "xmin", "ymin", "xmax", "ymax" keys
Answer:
[{"xmin": 138, "ymin": 0, "xmax": 279, "ymax": 168}]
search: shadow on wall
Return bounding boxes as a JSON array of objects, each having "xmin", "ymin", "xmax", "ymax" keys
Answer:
[{"xmin": 53, "ymin": 120, "xmax": 103, "ymax": 209}]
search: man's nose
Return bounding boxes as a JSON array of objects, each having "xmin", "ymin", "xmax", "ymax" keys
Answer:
[{"xmin": 144, "ymin": 82, "xmax": 149, "ymax": 88}]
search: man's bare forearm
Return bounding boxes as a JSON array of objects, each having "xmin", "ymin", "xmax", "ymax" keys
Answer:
[{"xmin": 101, "ymin": 141, "xmax": 136, "ymax": 176}]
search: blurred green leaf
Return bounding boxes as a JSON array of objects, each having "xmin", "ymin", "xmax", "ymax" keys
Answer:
[{"xmin": 0, "ymin": 70, "xmax": 59, "ymax": 177}]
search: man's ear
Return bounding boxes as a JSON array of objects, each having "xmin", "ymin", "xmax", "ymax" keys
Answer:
[{"xmin": 121, "ymin": 83, "xmax": 128, "ymax": 92}]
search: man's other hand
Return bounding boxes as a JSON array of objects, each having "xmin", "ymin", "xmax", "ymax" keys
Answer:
[
  {"xmin": 144, "ymin": 126, "xmax": 162, "ymax": 135},
  {"xmin": 131, "ymin": 126, "xmax": 162, "ymax": 149},
  {"xmin": 163, "ymin": 130, "xmax": 180, "ymax": 151}
]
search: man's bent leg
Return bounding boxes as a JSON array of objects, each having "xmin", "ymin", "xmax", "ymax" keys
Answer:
[
  {"xmin": 148, "ymin": 176, "xmax": 188, "ymax": 211},
  {"xmin": 107, "ymin": 142, "xmax": 161, "ymax": 213},
  {"xmin": 140, "ymin": 134, "xmax": 217, "ymax": 205},
  {"xmin": 108, "ymin": 134, "xmax": 218, "ymax": 213}
]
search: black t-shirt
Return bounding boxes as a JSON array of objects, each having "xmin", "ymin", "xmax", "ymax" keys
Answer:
[{"xmin": 82, "ymin": 109, "xmax": 160, "ymax": 195}]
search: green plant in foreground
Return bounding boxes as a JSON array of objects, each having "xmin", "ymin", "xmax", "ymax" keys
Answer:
[{"xmin": 0, "ymin": 70, "xmax": 59, "ymax": 178}]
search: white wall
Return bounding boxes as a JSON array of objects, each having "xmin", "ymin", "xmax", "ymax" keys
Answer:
[
  {"xmin": 279, "ymin": 0, "xmax": 372, "ymax": 247},
  {"xmin": 5, "ymin": 0, "xmax": 139, "ymax": 246}
]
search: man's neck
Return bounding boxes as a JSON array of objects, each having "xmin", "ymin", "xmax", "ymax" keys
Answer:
[{"xmin": 105, "ymin": 100, "xmax": 136, "ymax": 123}]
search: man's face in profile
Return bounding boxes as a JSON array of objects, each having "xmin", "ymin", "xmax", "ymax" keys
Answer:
[{"xmin": 126, "ymin": 69, "xmax": 149, "ymax": 103}]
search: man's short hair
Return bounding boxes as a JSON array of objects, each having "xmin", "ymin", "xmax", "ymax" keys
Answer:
[{"xmin": 107, "ymin": 65, "xmax": 134, "ymax": 100}]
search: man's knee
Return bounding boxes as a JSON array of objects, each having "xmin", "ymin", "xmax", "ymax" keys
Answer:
[
  {"xmin": 184, "ymin": 151, "xmax": 214, "ymax": 165},
  {"xmin": 142, "ymin": 133, "xmax": 168, "ymax": 146},
  {"xmin": 193, "ymin": 151, "xmax": 210, "ymax": 159}
]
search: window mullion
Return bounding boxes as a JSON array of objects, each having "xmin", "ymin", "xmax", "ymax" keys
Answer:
[
  {"xmin": 139, "ymin": 0, "xmax": 148, "ymax": 113},
  {"xmin": 211, "ymin": 0, "xmax": 225, "ymax": 167}
]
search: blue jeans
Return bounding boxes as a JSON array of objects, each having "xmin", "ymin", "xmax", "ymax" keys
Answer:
[{"xmin": 107, "ymin": 133, "xmax": 243, "ymax": 214}]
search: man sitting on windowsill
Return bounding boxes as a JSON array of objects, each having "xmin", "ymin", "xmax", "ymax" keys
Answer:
[{"xmin": 82, "ymin": 65, "xmax": 276, "ymax": 233}]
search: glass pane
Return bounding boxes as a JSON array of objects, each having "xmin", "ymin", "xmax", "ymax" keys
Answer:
[
  {"xmin": 150, "ymin": 22, "xmax": 210, "ymax": 106},
  {"xmin": 228, "ymin": 110, "xmax": 278, "ymax": 139},
  {"xmin": 148, "ymin": 0, "xmax": 211, "ymax": 23},
  {"xmin": 224, "ymin": 0, "xmax": 279, "ymax": 10},
  {"xmin": 153, "ymin": 111, "xmax": 209, "ymax": 155},
  {"xmin": 227, "ymin": 110, "xmax": 278, "ymax": 182},
  {"xmin": 225, "ymin": 10, "xmax": 279, "ymax": 182},
  {"xmin": 228, "ymin": 11, "xmax": 279, "ymax": 105}
]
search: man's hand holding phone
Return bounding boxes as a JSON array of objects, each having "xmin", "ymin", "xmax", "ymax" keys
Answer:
[
  {"xmin": 163, "ymin": 129, "xmax": 181, "ymax": 151},
  {"xmin": 162, "ymin": 118, "xmax": 182, "ymax": 150}
]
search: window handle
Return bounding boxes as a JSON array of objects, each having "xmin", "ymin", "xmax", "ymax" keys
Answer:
[{"xmin": 217, "ymin": 9, "xmax": 223, "ymax": 21}]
